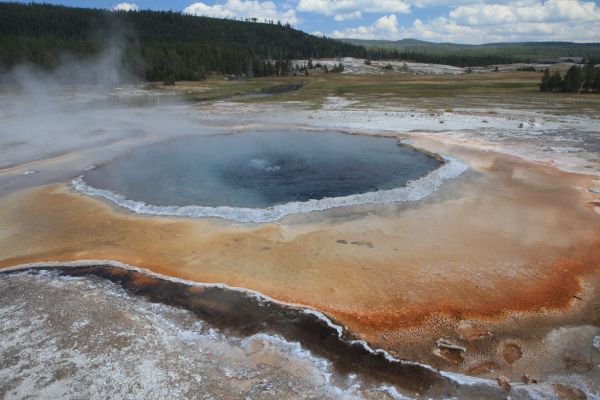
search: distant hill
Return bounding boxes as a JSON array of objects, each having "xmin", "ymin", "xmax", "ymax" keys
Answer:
[
  {"xmin": 0, "ymin": 2, "xmax": 367, "ymax": 81},
  {"xmin": 343, "ymin": 38, "xmax": 600, "ymax": 64}
]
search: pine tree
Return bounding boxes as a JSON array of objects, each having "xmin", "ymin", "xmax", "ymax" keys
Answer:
[
  {"xmin": 563, "ymin": 65, "xmax": 583, "ymax": 93},
  {"xmin": 540, "ymin": 68, "xmax": 551, "ymax": 92},
  {"xmin": 0, "ymin": 3, "xmax": 368, "ymax": 81},
  {"xmin": 593, "ymin": 69, "xmax": 600, "ymax": 92},
  {"xmin": 550, "ymin": 71, "xmax": 563, "ymax": 92},
  {"xmin": 583, "ymin": 63, "xmax": 595, "ymax": 91}
]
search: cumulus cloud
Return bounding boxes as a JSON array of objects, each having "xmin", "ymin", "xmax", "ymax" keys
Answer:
[
  {"xmin": 113, "ymin": 2, "xmax": 139, "ymax": 11},
  {"xmin": 329, "ymin": 0, "xmax": 600, "ymax": 43},
  {"xmin": 449, "ymin": 0, "xmax": 600, "ymax": 25},
  {"xmin": 334, "ymin": 11, "xmax": 362, "ymax": 21},
  {"xmin": 410, "ymin": 0, "xmax": 494, "ymax": 7},
  {"xmin": 183, "ymin": 0, "xmax": 298, "ymax": 24},
  {"xmin": 331, "ymin": 14, "xmax": 398, "ymax": 39},
  {"xmin": 297, "ymin": 0, "xmax": 410, "ymax": 16}
]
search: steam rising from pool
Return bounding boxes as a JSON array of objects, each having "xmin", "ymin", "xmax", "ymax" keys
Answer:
[{"xmin": 75, "ymin": 131, "xmax": 468, "ymax": 222}]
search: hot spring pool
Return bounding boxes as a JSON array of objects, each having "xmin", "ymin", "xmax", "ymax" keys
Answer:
[{"xmin": 77, "ymin": 131, "xmax": 464, "ymax": 222}]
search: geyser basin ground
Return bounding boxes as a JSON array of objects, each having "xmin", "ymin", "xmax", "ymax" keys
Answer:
[
  {"xmin": 2, "ymin": 83, "xmax": 600, "ymax": 397},
  {"xmin": 77, "ymin": 131, "xmax": 447, "ymax": 222}
]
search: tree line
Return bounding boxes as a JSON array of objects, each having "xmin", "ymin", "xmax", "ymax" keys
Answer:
[
  {"xmin": 0, "ymin": 2, "xmax": 367, "ymax": 81},
  {"xmin": 4, "ymin": 2, "xmax": 595, "ymax": 82},
  {"xmin": 365, "ymin": 48, "xmax": 520, "ymax": 67},
  {"xmin": 540, "ymin": 65, "xmax": 600, "ymax": 93}
]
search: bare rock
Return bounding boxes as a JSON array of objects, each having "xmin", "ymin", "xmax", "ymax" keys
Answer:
[
  {"xmin": 521, "ymin": 374, "xmax": 538, "ymax": 384},
  {"xmin": 553, "ymin": 384, "xmax": 587, "ymax": 400},
  {"xmin": 496, "ymin": 375, "xmax": 511, "ymax": 391}
]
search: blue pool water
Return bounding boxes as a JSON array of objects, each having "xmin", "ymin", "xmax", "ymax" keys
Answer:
[{"xmin": 83, "ymin": 131, "xmax": 442, "ymax": 209}]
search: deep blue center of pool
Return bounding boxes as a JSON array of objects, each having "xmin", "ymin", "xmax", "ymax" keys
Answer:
[{"xmin": 84, "ymin": 131, "xmax": 441, "ymax": 208}]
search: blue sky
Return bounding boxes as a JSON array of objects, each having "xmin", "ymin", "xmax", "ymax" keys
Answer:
[{"xmin": 14, "ymin": 0, "xmax": 600, "ymax": 43}]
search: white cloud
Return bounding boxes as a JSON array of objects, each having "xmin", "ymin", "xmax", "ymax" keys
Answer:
[
  {"xmin": 334, "ymin": 11, "xmax": 362, "ymax": 21},
  {"xmin": 113, "ymin": 2, "xmax": 139, "ymax": 11},
  {"xmin": 183, "ymin": 0, "xmax": 298, "ymax": 24},
  {"xmin": 297, "ymin": 0, "xmax": 410, "ymax": 16},
  {"xmin": 331, "ymin": 14, "xmax": 399, "ymax": 39},
  {"xmin": 408, "ymin": 0, "xmax": 600, "ymax": 43},
  {"xmin": 373, "ymin": 14, "xmax": 399, "ymax": 33},
  {"xmin": 329, "ymin": 0, "xmax": 600, "ymax": 43},
  {"xmin": 410, "ymin": 0, "xmax": 494, "ymax": 7},
  {"xmin": 449, "ymin": 0, "xmax": 600, "ymax": 25}
]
